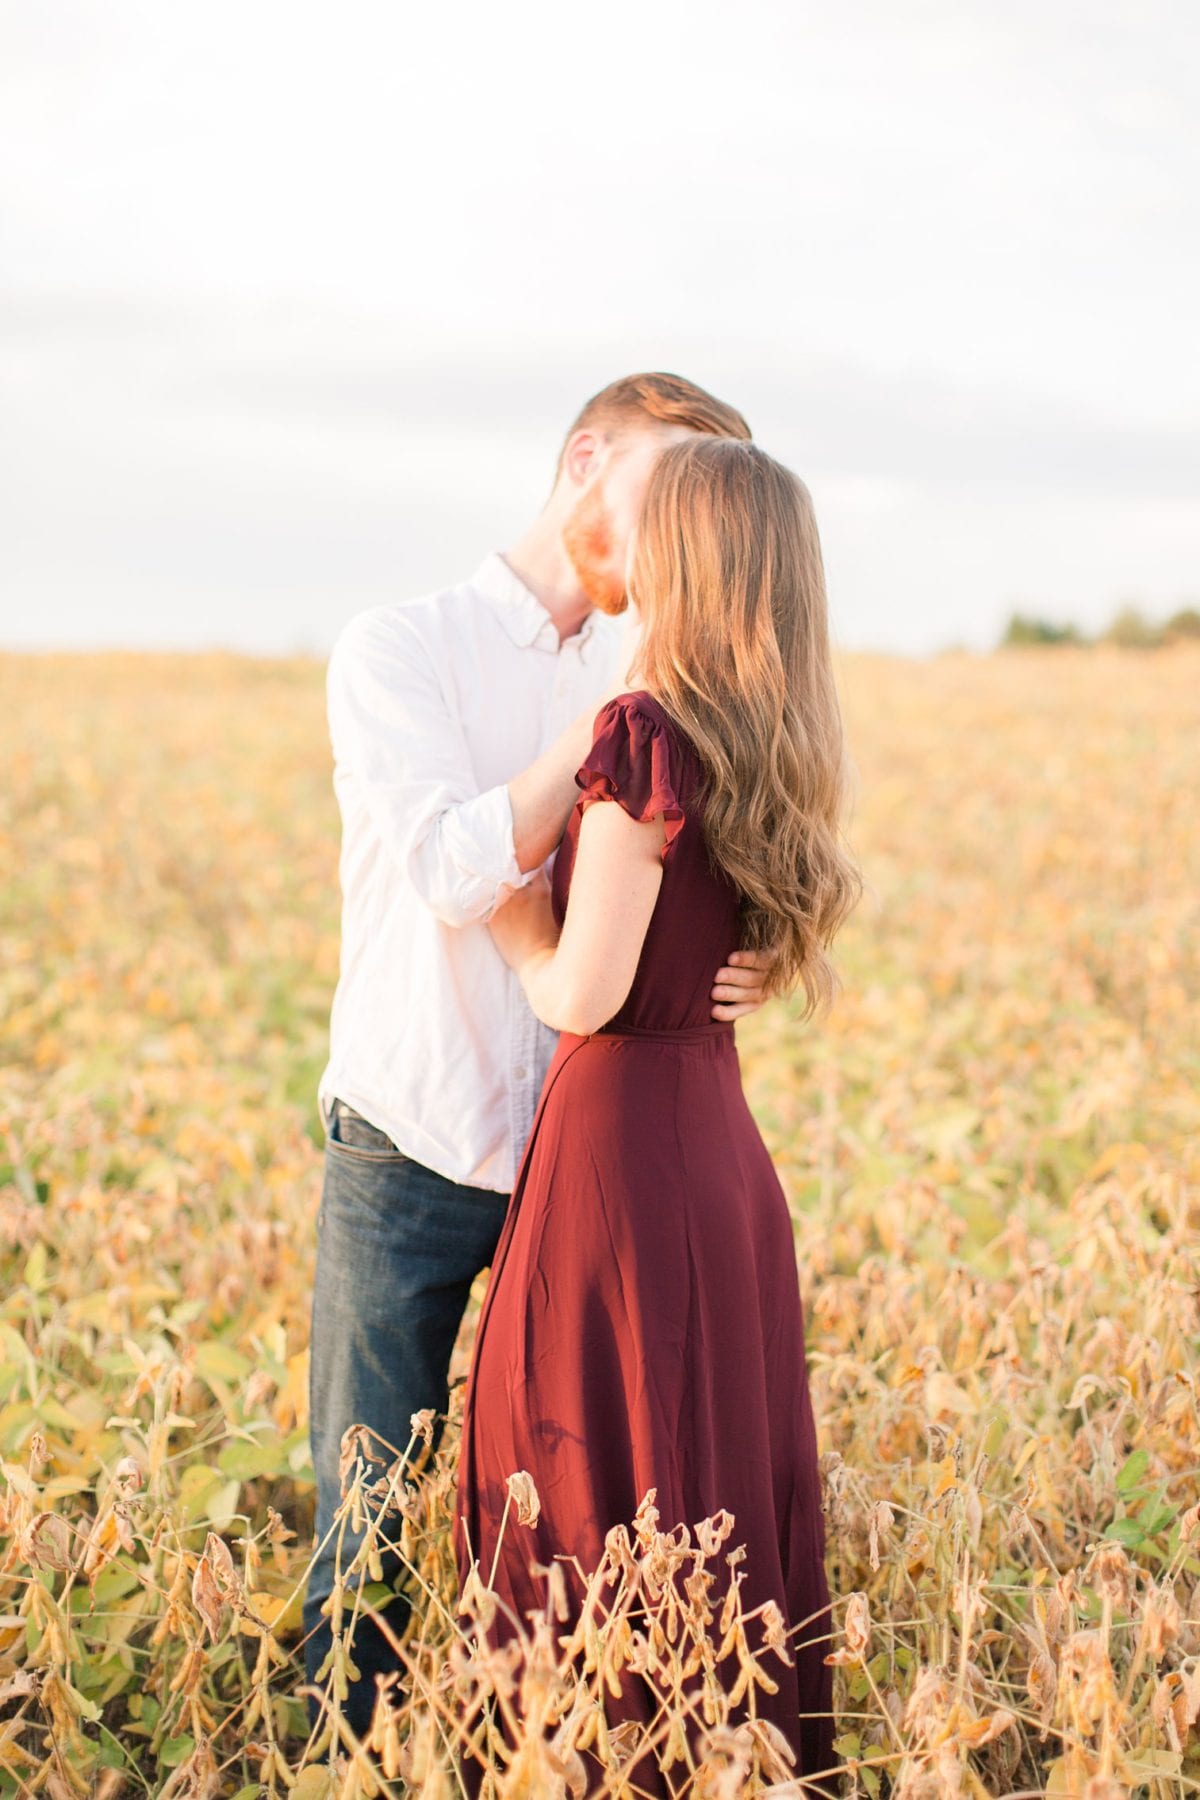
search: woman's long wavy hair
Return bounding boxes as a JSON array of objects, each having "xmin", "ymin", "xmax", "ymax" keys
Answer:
[{"xmin": 629, "ymin": 436, "xmax": 862, "ymax": 1017}]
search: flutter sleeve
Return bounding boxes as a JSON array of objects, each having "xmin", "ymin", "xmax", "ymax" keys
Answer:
[{"xmin": 574, "ymin": 694, "xmax": 686, "ymax": 865}]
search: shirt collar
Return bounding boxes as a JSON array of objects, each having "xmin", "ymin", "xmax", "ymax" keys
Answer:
[{"xmin": 472, "ymin": 550, "xmax": 599, "ymax": 659}]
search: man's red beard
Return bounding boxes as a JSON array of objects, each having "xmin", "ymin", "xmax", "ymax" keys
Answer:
[{"xmin": 561, "ymin": 482, "xmax": 628, "ymax": 616}]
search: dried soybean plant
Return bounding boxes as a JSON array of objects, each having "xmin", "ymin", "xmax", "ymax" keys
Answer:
[{"xmin": 302, "ymin": 1391, "xmax": 846, "ymax": 1799}]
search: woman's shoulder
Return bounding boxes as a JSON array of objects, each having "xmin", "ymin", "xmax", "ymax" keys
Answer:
[
  {"xmin": 586, "ymin": 690, "xmax": 679, "ymax": 774},
  {"xmin": 601, "ymin": 688, "xmax": 694, "ymax": 747},
  {"xmin": 612, "ymin": 686, "xmax": 666, "ymax": 720},
  {"xmin": 575, "ymin": 689, "xmax": 703, "ymax": 862},
  {"xmin": 609, "ymin": 689, "xmax": 704, "ymax": 772}
]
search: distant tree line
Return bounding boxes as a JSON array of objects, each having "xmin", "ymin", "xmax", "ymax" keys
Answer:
[{"xmin": 1000, "ymin": 604, "xmax": 1200, "ymax": 649}]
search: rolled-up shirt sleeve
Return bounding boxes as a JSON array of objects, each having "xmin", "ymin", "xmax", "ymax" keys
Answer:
[{"xmin": 326, "ymin": 611, "xmax": 536, "ymax": 927}]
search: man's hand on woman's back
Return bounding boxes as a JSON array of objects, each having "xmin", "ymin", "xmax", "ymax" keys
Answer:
[{"xmin": 710, "ymin": 948, "xmax": 774, "ymax": 1021}]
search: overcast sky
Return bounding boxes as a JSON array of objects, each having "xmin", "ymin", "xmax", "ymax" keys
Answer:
[{"xmin": 2, "ymin": 0, "xmax": 1197, "ymax": 656}]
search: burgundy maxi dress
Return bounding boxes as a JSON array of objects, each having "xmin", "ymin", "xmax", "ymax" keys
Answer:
[{"xmin": 455, "ymin": 691, "xmax": 835, "ymax": 1791}]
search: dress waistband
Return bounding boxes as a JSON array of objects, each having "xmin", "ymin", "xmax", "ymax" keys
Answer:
[{"xmin": 590, "ymin": 1019, "xmax": 735, "ymax": 1044}]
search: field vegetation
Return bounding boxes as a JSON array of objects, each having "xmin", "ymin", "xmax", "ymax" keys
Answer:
[{"xmin": 1, "ymin": 644, "xmax": 1197, "ymax": 1798}]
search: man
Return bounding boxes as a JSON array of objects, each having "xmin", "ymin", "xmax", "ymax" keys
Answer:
[{"xmin": 303, "ymin": 373, "xmax": 773, "ymax": 1739}]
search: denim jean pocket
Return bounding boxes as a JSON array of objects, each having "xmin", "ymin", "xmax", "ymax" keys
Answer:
[{"xmin": 327, "ymin": 1100, "xmax": 410, "ymax": 1163}]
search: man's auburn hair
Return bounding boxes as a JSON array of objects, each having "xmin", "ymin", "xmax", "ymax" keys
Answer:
[{"xmin": 554, "ymin": 372, "xmax": 751, "ymax": 477}]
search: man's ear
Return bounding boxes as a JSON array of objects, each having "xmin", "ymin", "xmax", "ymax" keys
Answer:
[{"xmin": 561, "ymin": 428, "xmax": 605, "ymax": 489}]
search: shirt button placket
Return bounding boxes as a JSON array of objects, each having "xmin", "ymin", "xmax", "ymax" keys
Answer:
[
  {"xmin": 512, "ymin": 1001, "xmax": 537, "ymax": 1176},
  {"xmin": 508, "ymin": 633, "xmax": 584, "ymax": 1179}
]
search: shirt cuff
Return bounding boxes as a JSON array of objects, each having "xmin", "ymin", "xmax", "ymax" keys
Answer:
[{"xmin": 446, "ymin": 781, "xmax": 522, "ymax": 885}]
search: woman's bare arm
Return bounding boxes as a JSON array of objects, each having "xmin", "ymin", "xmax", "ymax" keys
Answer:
[{"xmin": 488, "ymin": 800, "xmax": 667, "ymax": 1035}]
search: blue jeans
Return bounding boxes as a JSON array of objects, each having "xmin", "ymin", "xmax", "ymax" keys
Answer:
[{"xmin": 302, "ymin": 1098, "xmax": 510, "ymax": 1741}]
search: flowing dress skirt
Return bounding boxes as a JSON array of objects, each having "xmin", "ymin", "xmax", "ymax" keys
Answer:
[{"xmin": 456, "ymin": 1018, "xmax": 835, "ymax": 1791}]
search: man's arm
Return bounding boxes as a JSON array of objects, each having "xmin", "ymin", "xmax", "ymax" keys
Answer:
[
  {"xmin": 506, "ymin": 706, "xmax": 613, "ymax": 874},
  {"xmin": 327, "ymin": 612, "xmax": 619, "ymax": 929}
]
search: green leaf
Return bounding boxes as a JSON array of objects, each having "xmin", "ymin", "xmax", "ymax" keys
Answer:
[
  {"xmin": 199, "ymin": 1479, "xmax": 242, "ymax": 1532},
  {"xmin": 358, "ymin": 1581, "xmax": 403, "ymax": 1611},
  {"xmin": 982, "ymin": 1408, "xmax": 1008, "ymax": 1459},
  {"xmin": 63, "ymin": 1680, "xmax": 102, "ymax": 1724},
  {"xmin": 1115, "ymin": 1448, "xmax": 1150, "ymax": 1493},
  {"xmin": 177, "ymin": 1462, "xmax": 226, "ymax": 1524},
  {"xmin": 35, "ymin": 1395, "xmax": 79, "ymax": 1432},
  {"xmin": 217, "ymin": 1436, "xmax": 285, "ymax": 1481},
  {"xmin": 158, "ymin": 1734, "xmax": 195, "ymax": 1767},
  {"xmin": 1103, "ymin": 1517, "xmax": 1145, "ymax": 1549},
  {"xmin": 73, "ymin": 1563, "xmax": 141, "ymax": 1607}
]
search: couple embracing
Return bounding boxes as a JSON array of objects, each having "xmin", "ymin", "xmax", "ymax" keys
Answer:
[{"xmin": 303, "ymin": 372, "xmax": 861, "ymax": 1789}]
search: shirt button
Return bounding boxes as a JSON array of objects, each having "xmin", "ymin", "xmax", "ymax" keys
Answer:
[{"xmin": 515, "ymin": 1064, "xmax": 528, "ymax": 1080}]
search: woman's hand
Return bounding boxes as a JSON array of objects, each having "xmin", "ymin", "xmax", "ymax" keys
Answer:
[{"xmin": 488, "ymin": 867, "xmax": 559, "ymax": 977}]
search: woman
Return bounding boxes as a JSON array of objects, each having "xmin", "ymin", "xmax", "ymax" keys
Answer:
[{"xmin": 455, "ymin": 436, "xmax": 861, "ymax": 1790}]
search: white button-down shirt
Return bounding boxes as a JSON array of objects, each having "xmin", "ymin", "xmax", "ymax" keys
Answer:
[{"xmin": 317, "ymin": 551, "xmax": 635, "ymax": 1192}]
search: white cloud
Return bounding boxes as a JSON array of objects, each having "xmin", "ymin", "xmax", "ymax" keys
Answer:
[{"xmin": 1, "ymin": 0, "xmax": 1197, "ymax": 652}]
